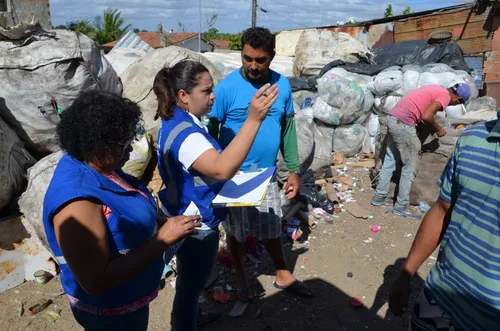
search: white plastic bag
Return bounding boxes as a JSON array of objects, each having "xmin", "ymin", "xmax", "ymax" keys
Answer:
[
  {"xmin": 309, "ymin": 120, "xmax": 334, "ymax": 177},
  {"xmin": 122, "ymin": 133, "xmax": 153, "ymax": 179},
  {"xmin": 312, "ymin": 97, "xmax": 343, "ymax": 125},
  {"xmin": 317, "ymin": 69, "xmax": 365, "ymax": 111},
  {"xmin": 368, "ymin": 70, "xmax": 403, "ymax": 96},
  {"xmin": 333, "ymin": 124, "xmax": 366, "ymax": 157},
  {"xmin": 293, "ymin": 30, "xmax": 372, "ymax": 77},
  {"xmin": 445, "ymin": 105, "xmax": 466, "ymax": 118}
]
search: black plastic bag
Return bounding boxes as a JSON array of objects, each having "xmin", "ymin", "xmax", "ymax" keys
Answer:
[
  {"xmin": 297, "ymin": 170, "xmax": 334, "ymax": 214},
  {"xmin": 319, "ymin": 40, "xmax": 470, "ymax": 77}
]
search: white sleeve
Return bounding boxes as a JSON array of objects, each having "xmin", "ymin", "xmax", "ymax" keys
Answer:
[{"xmin": 178, "ymin": 132, "xmax": 215, "ymax": 170}]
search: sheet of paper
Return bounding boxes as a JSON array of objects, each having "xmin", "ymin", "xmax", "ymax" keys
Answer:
[{"xmin": 211, "ymin": 167, "xmax": 276, "ymax": 207}]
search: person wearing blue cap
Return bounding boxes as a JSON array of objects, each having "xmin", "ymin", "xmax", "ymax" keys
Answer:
[{"xmin": 371, "ymin": 83, "xmax": 471, "ymax": 219}]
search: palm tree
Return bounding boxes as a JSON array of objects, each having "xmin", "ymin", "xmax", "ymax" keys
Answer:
[
  {"xmin": 69, "ymin": 20, "xmax": 95, "ymax": 35},
  {"xmin": 93, "ymin": 8, "xmax": 131, "ymax": 45}
]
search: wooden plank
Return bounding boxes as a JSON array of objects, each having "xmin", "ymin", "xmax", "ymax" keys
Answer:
[
  {"xmin": 395, "ymin": 10, "xmax": 488, "ymax": 34},
  {"xmin": 394, "ymin": 22, "xmax": 488, "ymax": 38},
  {"xmin": 395, "ymin": 21, "xmax": 489, "ymax": 40}
]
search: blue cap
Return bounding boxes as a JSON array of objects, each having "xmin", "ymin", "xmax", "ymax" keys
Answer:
[{"xmin": 452, "ymin": 83, "xmax": 472, "ymax": 102}]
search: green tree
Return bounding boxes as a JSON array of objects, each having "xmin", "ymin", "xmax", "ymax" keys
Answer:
[
  {"xmin": 133, "ymin": 28, "xmax": 140, "ymax": 33},
  {"xmin": 402, "ymin": 6, "xmax": 411, "ymax": 15},
  {"xmin": 94, "ymin": 8, "xmax": 131, "ymax": 45},
  {"xmin": 69, "ymin": 20, "xmax": 95, "ymax": 35},
  {"xmin": 229, "ymin": 32, "xmax": 243, "ymax": 50},
  {"xmin": 54, "ymin": 24, "xmax": 68, "ymax": 29},
  {"xmin": 202, "ymin": 27, "xmax": 219, "ymax": 40},
  {"xmin": 384, "ymin": 4, "xmax": 393, "ymax": 18}
]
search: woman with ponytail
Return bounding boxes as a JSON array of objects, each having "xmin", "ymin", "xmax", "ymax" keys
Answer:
[{"xmin": 153, "ymin": 60, "xmax": 278, "ymax": 330}]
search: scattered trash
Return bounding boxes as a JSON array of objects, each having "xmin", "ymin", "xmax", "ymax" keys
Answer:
[
  {"xmin": 40, "ymin": 310, "xmax": 61, "ymax": 322},
  {"xmin": 347, "ymin": 272, "xmax": 353, "ymax": 278},
  {"xmin": 34, "ymin": 270, "xmax": 49, "ymax": 286},
  {"xmin": 363, "ymin": 237, "xmax": 374, "ymax": 244},
  {"xmin": 370, "ymin": 225, "xmax": 380, "ymax": 233},
  {"xmin": 213, "ymin": 286, "xmax": 235, "ymax": 303},
  {"xmin": 287, "ymin": 227, "xmax": 303, "ymax": 241},
  {"xmin": 229, "ymin": 300, "xmax": 249, "ymax": 317},
  {"xmin": 28, "ymin": 299, "xmax": 52, "ymax": 316},
  {"xmin": 226, "ymin": 284, "xmax": 233, "ymax": 291},
  {"xmin": 385, "ymin": 208, "xmax": 392, "ymax": 214},
  {"xmin": 217, "ymin": 246, "xmax": 233, "ymax": 268},
  {"xmin": 345, "ymin": 202, "xmax": 370, "ymax": 219},
  {"xmin": 163, "ymin": 264, "xmax": 176, "ymax": 279},
  {"xmin": 169, "ymin": 279, "xmax": 176, "ymax": 289},
  {"xmin": 349, "ymin": 297, "xmax": 363, "ymax": 307},
  {"xmin": 331, "ymin": 153, "xmax": 345, "ymax": 166},
  {"xmin": 367, "ymin": 215, "xmax": 374, "ymax": 219},
  {"xmin": 404, "ymin": 233, "xmax": 413, "ymax": 237},
  {"xmin": 333, "ymin": 175, "xmax": 354, "ymax": 187},
  {"xmin": 418, "ymin": 201, "xmax": 431, "ymax": 213}
]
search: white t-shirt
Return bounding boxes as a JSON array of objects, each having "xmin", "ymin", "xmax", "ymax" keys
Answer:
[{"xmin": 178, "ymin": 113, "xmax": 214, "ymax": 171}]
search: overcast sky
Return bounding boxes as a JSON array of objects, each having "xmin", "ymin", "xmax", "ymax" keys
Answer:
[{"xmin": 50, "ymin": 0, "xmax": 468, "ymax": 34}]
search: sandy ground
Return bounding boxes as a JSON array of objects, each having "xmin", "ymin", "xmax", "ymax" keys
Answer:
[
  {"xmin": 0, "ymin": 156, "xmax": 447, "ymax": 331},
  {"xmin": 0, "ymin": 189, "xmax": 439, "ymax": 331}
]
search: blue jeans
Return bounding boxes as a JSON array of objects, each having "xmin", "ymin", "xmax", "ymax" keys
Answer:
[
  {"xmin": 172, "ymin": 228, "xmax": 219, "ymax": 331},
  {"xmin": 71, "ymin": 305, "xmax": 149, "ymax": 331},
  {"xmin": 375, "ymin": 116, "xmax": 420, "ymax": 209}
]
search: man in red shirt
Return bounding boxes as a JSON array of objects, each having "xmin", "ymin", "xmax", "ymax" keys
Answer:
[{"xmin": 371, "ymin": 83, "xmax": 471, "ymax": 219}]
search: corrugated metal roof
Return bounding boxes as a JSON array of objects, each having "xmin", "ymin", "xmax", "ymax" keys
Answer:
[
  {"xmin": 280, "ymin": 2, "xmax": 476, "ymax": 31},
  {"xmin": 109, "ymin": 31, "xmax": 154, "ymax": 55}
]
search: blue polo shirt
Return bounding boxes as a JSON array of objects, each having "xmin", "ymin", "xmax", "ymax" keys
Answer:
[{"xmin": 208, "ymin": 68, "xmax": 294, "ymax": 171}]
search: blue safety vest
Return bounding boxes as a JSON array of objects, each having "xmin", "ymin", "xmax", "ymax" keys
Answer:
[
  {"xmin": 157, "ymin": 107, "xmax": 227, "ymax": 229},
  {"xmin": 43, "ymin": 154, "xmax": 163, "ymax": 308}
]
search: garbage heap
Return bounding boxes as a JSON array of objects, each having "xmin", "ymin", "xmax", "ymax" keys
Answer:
[{"xmin": 277, "ymin": 29, "xmax": 498, "ymax": 233}]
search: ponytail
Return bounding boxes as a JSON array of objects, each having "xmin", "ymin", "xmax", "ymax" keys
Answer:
[
  {"xmin": 153, "ymin": 67, "xmax": 175, "ymax": 120},
  {"xmin": 153, "ymin": 60, "xmax": 210, "ymax": 121}
]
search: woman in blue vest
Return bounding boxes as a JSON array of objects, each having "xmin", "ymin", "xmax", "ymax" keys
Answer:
[
  {"xmin": 43, "ymin": 91, "xmax": 201, "ymax": 331},
  {"xmin": 153, "ymin": 60, "xmax": 278, "ymax": 330}
]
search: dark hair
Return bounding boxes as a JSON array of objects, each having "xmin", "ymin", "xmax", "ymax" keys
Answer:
[
  {"xmin": 153, "ymin": 60, "xmax": 209, "ymax": 120},
  {"xmin": 56, "ymin": 90, "xmax": 141, "ymax": 167},
  {"xmin": 241, "ymin": 27, "xmax": 275, "ymax": 55}
]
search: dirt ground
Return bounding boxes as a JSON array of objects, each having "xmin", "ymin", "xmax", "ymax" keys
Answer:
[{"xmin": 0, "ymin": 164, "xmax": 442, "ymax": 331}]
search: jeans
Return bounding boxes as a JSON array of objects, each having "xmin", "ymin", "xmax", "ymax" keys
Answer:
[
  {"xmin": 375, "ymin": 116, "xmax": 420, "ymax": 209},
  {"xmin": 71, "ymin": 305, "xmax": 149, "ymax": 331},
  {"xmin": 172, "ymin": 228, "xmax": 219, "ymax": 331}
]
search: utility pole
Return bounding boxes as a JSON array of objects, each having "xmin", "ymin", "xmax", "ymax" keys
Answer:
[
  {"xmin": 198, "ymin": 0, "xmax": 201, "ymax": 52},
  {"xmin": 251, "ymin": 0, "xmax": 257, "ymax": 28}
]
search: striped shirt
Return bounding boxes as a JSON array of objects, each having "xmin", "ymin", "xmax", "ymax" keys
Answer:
[{"xmin": 425, "ymin": 120, "xmax": 500, "ymax": 331}]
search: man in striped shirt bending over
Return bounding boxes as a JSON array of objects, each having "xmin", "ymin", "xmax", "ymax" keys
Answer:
[{"xmin": 389, "ymin": 113, "xmax": 500, "ymax": 330}]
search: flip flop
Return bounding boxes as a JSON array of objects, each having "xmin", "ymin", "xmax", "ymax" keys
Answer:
[{"xmin": 273, "ymin": 281, "xmax": 313, "ymax": 298}]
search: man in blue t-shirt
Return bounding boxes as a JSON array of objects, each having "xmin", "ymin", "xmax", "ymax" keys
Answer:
[{"xmin": 208, "ymin": 27, "xmax": 312, "ymax": 300}]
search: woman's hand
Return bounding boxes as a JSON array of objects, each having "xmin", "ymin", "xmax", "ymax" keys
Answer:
[
  {"xmin": 157, "ymin": 215, "xmax": 202, "ymax": 246},
  {"xmin": 248, "ymin": 83, "xmax": 279, "ymax": 122}
]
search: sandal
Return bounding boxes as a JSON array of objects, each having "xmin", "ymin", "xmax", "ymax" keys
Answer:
[{"xmin": 273, "ymin": 280, "xmax": 313, "ymax": 298}]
